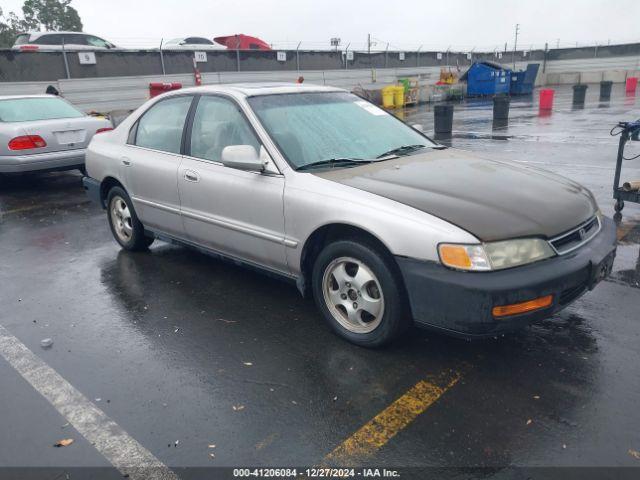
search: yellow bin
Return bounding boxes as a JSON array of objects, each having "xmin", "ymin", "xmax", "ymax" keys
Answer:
[
  {"xmin": 393, "ymin": 85, "xmax": 405, "ymax": 108},
  {"xmin": 381, "ymin": 86, "xmax": 395, "ymax": 108}
]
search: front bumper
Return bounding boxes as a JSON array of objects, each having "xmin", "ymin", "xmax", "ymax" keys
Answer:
[
  {"xmin": 397, "ymin": 217, "xmax": 617, "ymax": 338},
  {"xmin": 82, "ymin": 176, "xmax": 104, "ymax": 208},
  {"xmin": 0, "ymin": 149, "xmax": 86, "ymax": 173}
]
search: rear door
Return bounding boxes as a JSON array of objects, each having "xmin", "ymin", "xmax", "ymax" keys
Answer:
[
  {"xmin": 178, "ymin": 95, "xmax": 288, "ymax": 273},
  {"xmin": 122, "ymin": 95, "xmax": 194, "ymax": 237}
]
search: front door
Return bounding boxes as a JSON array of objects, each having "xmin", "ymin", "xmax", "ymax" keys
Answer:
[{"xmin": 178, "ymin": 95, "xmax": 288, "ymax": 274}]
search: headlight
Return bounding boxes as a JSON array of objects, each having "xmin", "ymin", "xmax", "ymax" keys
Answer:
[{"xmin": 439, "ymin": 238, "xmax": 555, "ymax": 271}]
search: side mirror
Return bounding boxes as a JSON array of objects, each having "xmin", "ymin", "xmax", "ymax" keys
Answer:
[
  {"xmin": 412, "ymin": 124, "xmax": 424, "ymax": 132},
  {"xmin": 221, "ymin": 145, "xmax": 265, "ymax": 171}
]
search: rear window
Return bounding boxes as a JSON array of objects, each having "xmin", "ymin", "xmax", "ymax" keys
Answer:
[
  {"xmin": 14, "ymin": 34, "xmax": 31, "ymax": 45},
  {"xmin": 0, "ymin": 97, "xmax": 84, "ymax": 122}
]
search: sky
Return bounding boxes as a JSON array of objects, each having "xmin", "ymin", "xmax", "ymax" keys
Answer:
[{"xmin": 2, "ymin": 0, "xmax": 639, "ymax": 51}]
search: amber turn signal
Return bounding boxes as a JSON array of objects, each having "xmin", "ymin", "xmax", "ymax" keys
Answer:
[
  {"xmin": 492, "ymin": 295, "xmax": 554, "ymax": 318},
  {"xmin": 439, "ymin": 245, "xmax": 472, "ymax": 269}
]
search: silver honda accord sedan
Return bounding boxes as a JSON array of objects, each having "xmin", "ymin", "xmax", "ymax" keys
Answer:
[
  {"xmin": 82, "ymin": 83, "xmax": 617, "ymax": 347},
  {"xmin": 0, "ymin": 95, "xmax": 112, "ymax": 174}
]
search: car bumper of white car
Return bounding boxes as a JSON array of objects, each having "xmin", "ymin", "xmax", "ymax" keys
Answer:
[{"xmin": 0, "ymin": 149, "xmax": 86, "ymax": 173}]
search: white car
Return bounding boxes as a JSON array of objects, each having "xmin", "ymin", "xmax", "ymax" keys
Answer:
[
  {"xmin": 0, "ymin": 95, "xmax": 112, "ymax": 173},
  {"xmin": 12, "ymin": 32, "xmax": 117, "ymax": 51},
  {"xmin": 162, "ymin": 37, "xmax": 225, "ymax": 50}
]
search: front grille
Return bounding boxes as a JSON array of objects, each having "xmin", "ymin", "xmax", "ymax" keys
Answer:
[{"xmin": 550, "ymin": 216, "xmax": 600, "ymax": 255}]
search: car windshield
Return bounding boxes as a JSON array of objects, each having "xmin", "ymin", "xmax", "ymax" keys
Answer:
[
  {"xmin": 247, "ymin": 92, "xmax": 435, "ymax": 169},
  {"xmin": 0, "ymin": 97, "xmax": 84, "ymax": 122}
]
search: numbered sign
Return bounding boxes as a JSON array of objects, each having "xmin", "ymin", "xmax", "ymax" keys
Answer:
[
  {"xmin": 436, "ymin": 52, "xmax": 443, "ymax": 60},
  {"xmin": 277, "ymin": 51, "xmax": 286, "ymax": 62},
  {"xmin": 466, "ymin": 52, "xmax": 472, "ymax": 60},
  {"xmin": 194, "ymin": 51, "xmax": 208, "ymax": 63},
  {"xmin": 399, "ymin": 52, "xmax": 405, "ymax": 61},
  {"xmin": 78, "ymin": 52, "xmax": 96, "ymax": 65},
  {"xmin": 346, "ymin": 50, "xmax": 354, "ymax": 61}
]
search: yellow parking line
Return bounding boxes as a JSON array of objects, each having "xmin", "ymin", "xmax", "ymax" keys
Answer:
[{"xmin": 324, "ymin": 373, "xmax": 460, "ymax": 465}]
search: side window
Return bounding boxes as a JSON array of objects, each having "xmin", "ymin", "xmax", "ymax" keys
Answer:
[
  {"xmin": 35, "ymin": 34, "xmax": 63, "ymax": 45},
  {"xmin": 134, "ymin": 96, "xmax": 193, "ymax": 154},
  {"xmin": 189, "ymin": 96, "xmax": 261, "ymax": 162},
  {"xmin": 63, "ymin": 34, "xmax": 88, "ymax": 45}
]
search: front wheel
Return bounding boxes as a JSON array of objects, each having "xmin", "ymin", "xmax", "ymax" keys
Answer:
[
  {"xmin": 107, "ymin": 186, "xmax": 154, "ymax": 251},
  {"xmin": 614, "ymin": 199, "xmax": 624, "ymax": 212},
  {"xmin": 312, "ymin": 240, "xmax": 410, "ymax": 347}
]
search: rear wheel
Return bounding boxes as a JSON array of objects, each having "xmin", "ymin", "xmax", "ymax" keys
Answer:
[
  {"xmin": 107, "ymin": 186, "xmax": 153, "ymax": 251},
  {"xmin": 312, "ymin": 240, "xmax": 409, "ymax": 347}
]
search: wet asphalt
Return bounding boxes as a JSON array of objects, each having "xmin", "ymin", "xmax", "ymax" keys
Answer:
[{"xmin": 0, "ymin": 85, "xmax": 639, "ymax": 479}]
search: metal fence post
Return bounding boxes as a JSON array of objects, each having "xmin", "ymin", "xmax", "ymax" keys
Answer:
[
  {"xmin": 416, "ymin": 45, "xmax": 422, "ymax": 67},
  {"xmin": 542, "ymin": 42, "xmax": 548, "ymax": 73},
  {"xmin": 385, "ymin": 43, "xmax": 389, "ymax": 68},
  {"xmin": 61, "ymin": 37, "xmax": 71, "ymax": 79},
  {"xmin": 296, "ymin": 41, "xmax": 301, "ymax": 72},
  {"xmin": 236, "ymin": 35, "xmax": 241, "ymax": 72},
  {"xmin": 159, "ymin": 38, "xmax": 166, "ymax": 75}
]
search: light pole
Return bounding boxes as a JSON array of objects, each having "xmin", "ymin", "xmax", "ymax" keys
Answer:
[{"xmin": 512, "ymin": 23, "xmax": 520, "ymax": 69}]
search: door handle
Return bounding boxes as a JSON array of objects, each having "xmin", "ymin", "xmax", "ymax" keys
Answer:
[
  {"xmin": 184, "ymin": 170, "xmax": 200, "ymax": 182},
  {"xmin": 121, "ymin": 157, "xmax": 132, "ymax": 166}
]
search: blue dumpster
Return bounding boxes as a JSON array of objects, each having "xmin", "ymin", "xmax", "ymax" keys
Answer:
[
  {"xmin": 510, "ymin": 63, "xmax": 540, "ymax": 95},
  {"xmin": 461, "ymin": 61, "xmax": 512, "ymax": 96}
]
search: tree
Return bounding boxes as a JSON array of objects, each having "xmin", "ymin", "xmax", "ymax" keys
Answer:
[
  {"xmin": 21, "ymin": 0, "xmax": 82, "ymax": 32},
  {"xmin": 0, "ymin": 8, "xmax": 28, "ymax": 48},
  {"xmin": 0, "ymin": 0, "xmax": 83, "ymax": 48}
]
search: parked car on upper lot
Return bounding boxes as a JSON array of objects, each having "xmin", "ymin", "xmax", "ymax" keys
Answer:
[
  {"xmin": 12, "ymin": 32, "xmax": 117, "ymax": 51},
  {"xmin": 163, "ymin": 37, "xmax": 225, "ymax": 50},
  {"xmin": 0, "ymin": 95, "xmax": 112, "ymax": 174},
  {"xmin": 82, "ymin": 83, "xmax": 617, "ymax": 347}
]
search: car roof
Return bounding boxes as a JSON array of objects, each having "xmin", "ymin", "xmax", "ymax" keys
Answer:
[
  {"xmin": 22, "ymin": 31, "xmax": 100, "ymax": 39},
  {"xmin": 175, "ymin": 82, "xmax": 344, "ymax": 97}
]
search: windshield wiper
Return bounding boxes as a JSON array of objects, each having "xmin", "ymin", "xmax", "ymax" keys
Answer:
[
  {"xmin": 296, "ymin": 157, "xmax": 373, "ymax": 171},
  {"xmin": 376, "ymin": 144, "xmax": 427, "ymax": 159}
]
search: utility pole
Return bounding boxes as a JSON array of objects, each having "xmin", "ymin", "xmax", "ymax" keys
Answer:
[{"xmin": 512, "ymin": 23, "xmax": 520, "ymax": 69}]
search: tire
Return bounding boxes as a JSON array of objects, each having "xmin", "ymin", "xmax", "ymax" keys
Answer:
[
  {"xmin": 614, "ymin": 199, "xmax": 624, "ymax": 212},
  {"xmin": 311, "ymin": 239, "xmax": 410, "ymax": 347},
  {"xmin": 106, "ymin": 186, "xmax": 154, "ymax": 251}
]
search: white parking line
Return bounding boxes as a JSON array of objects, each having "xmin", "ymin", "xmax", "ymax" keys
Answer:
[{"xmin": 0, "ymin": 324, "xmax": 179, "ymax": 480}]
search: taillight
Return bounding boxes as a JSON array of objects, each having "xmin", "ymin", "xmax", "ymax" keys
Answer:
[
  {"xmin": 95, "ymin": 127, "xmax": 114, "ymax": 134},
  {"xmin": 19, "ymin": 45, "xmax": 39, "ymax": 51},
  {"xmin": 8, "ymin": 135, "xmax": 47, "ymax": 150}
]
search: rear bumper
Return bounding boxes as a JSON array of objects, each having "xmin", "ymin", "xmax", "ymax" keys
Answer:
[
  {"xmin": 397, "ymin": 217, "xmax": 618, "ymax": 338},
  {"xmin": 0, "ymin": 149, "xmax": 86, "ymax": 173}
]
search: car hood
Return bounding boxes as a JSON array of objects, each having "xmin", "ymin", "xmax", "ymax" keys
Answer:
[{"xmin": 313, "ymin": 148, "xmax": 597, "ymax": 242}]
